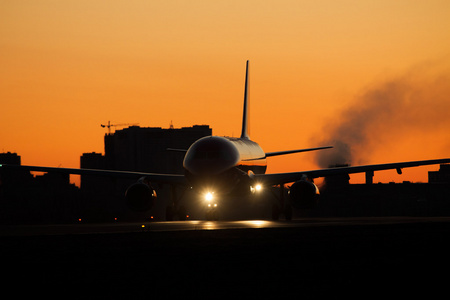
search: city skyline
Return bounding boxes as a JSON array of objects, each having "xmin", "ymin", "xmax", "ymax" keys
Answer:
[{"xmin": 1, "ymin": 1, "xmax": 450, "ymax": 184}]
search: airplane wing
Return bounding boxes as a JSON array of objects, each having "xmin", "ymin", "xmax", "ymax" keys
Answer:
[
  {"xmin": 3, "ymin": 158, "xmax": 450, "ymax": 187},
  {"xmin": 0, "ymin": 164, "xmax": 187, "ymax": 185},
  {"xmin": 255, "ymin": 158, "xmax": 450, "ymax": 186}
]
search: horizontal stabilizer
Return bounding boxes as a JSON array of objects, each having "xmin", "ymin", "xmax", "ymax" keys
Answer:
[{"xmin": 265, "ymin": 146, "xmax": 333, "ymax": 157}]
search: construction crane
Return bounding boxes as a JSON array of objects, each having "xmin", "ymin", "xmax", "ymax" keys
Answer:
[{"xmin": 101, "ymin": 121, "xmax": 139, "ymax": 135}]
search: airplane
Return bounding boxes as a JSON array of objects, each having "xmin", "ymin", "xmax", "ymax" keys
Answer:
[{"xmin": 1, "ymin": 60, "xmax": 450, "ymax": 220}]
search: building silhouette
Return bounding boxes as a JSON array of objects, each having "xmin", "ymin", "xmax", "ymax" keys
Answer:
[
  {"xmin": 0, "ymin": 152, "xmax": 80, "ymax": 224},
  {"xmin": 429, "ymin": 164, "xmax": 450, "ymax": 184},
  {"xmin": 104, "ymin": 125, "xmax": 211, "ymax": 174},
  {"xmin": 297, "ymin": 164, "xmax": 450, "ymax": 218},
  {"xmin": 80, "ymin": 125, "xmax": 211, "ymax": 186}
]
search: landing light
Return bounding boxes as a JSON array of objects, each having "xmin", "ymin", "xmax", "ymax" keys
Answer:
[
  {"xmin": 205, "ymin": 192, "xmax": 214, "ymax": 201},
  {"xmin": 251, "ymin": 184, "xmax": 263, "ymax": 193}
]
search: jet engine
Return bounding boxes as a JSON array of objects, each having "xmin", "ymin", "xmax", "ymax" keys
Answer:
[
  {"xmin": 288, "ymin": 179, "xmax": 319, "ymax": 209},
  {"xmin": 125, "ymin": 178, "xmax": 157, "ymax": 212}
]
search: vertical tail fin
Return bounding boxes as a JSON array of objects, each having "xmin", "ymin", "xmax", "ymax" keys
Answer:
[{"xmin": 240, "ymin": 60, "xmax": 250, "ymax": 140}]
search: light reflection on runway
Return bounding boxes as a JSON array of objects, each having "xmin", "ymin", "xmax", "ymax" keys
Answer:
[
  {"xmin": 186, "ymin": 220, "xmax": 273, "ymax": 230},
  {"xmin": 0, "ymin": 219, "xmax": 285, "ymax": 236},
  {"xmin": 3, "ymin": 217, "xmax": 450, "ymax": 236},
  {"xmin": 143, "ymin": 219, "xmax": 281, "ymax": 232},
  {"xmin": 0, "ymin": 217, "xmax": 450, "ymax": 236}
]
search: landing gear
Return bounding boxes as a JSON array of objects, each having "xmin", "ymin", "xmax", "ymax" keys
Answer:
[
  {"xmin": 271, "ymin": 204, "xmax": 280, "ymax": 220},
  {"xmin": 284, "ymin": 204, "xmax": 293, "ymax": 221},
  {"xmin": 271, "ymin": 184, "xmax": 293, "ymax": 221},
  {"xmin": 165, "ymin": 204, "xmax": 188, "ymax": 221},
  {"xmin": 165, "ymin": 185, "xmax": 189, "ymax": 221},
  {"xmin": 271, "ymin": 203, "xmax": 292, "ymax": 221},
  {"xmin": 166, "ymin": 205, "xmax": 174, "ymax": 221},
  {"xmin": 205, "ymin": 208, "xmax": 219, "ymax": 221},
  {"xmin": 178, "ymin": 205, "xmax": 187, "ymax": 221}
]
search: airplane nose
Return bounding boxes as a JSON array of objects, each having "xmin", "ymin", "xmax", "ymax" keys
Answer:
[{"xmin": 183, "ymin": 136, "xmax": 240, "ymax": 176}]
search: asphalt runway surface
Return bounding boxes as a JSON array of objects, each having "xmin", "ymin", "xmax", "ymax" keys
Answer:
[{"xmin": 2, "ymin": 217, "xmax": 450, "ymax": 297}]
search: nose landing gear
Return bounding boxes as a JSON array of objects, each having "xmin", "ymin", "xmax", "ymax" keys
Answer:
[{"xmin": 205, "ymin": 206, "xmax": 219, "ymax": 221}]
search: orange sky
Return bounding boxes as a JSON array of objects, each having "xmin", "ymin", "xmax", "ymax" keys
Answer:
[{"xmin": 1, "ymin": 0, "xmax": 450, "ymax": 185}]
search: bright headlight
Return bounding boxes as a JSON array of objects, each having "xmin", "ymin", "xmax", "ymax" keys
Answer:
[
  {"xmin": 205, "ymin": 192, "xmax": 214, "ymax": 201},
  {"xmin": 251, "ymin": 184, "xmax": 263, "ymax": 193}
]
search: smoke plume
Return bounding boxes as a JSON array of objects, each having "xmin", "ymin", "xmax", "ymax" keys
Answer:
[{"xmin": 313, "ymin": 63, "xmax": 450, "ymax": 168}]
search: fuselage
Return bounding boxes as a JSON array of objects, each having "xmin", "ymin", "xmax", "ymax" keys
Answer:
[{"xmin": 183, "ymin": 136, "xmax": 267, "ymax": 196}]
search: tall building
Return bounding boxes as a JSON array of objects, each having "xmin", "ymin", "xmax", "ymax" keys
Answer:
[
  {"xmin": 0, "ymin": 152, "xmax": 32, "ymax": 186},
  {"xmin": 103, "ymin": 125, "xmax": 212, "ymax": 173},
  {"xmin": 1, "ymin": 152, "xmax": 79, "ymax": 224},
  {"xmin": 429, "ymin": 164, "xmax": 450, "ymax": 184},
  {"xmin": 0, "ymin": 152, "xmax": 21, "ymax": 165},
  {"xmin": 80, "ymin": 152, "xmax": 107, "ymax": 191}
]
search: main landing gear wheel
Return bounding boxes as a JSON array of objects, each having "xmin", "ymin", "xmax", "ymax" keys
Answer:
[
  {"xmin": 271, "ymin": 204, "xmax": 280, "ymax": 220},
  {"xmin": 178, "ymin": 206, "xmax": 187, "ymax": 221},
  {"xmin": 270, "ymin": 184, "xmax": 292, "ymax": 221},
  {"xmin": 271, "ymin": 203, "xmax": 292, "ymax": 221},
  {"xmin": 166, "ymin": 205, "xmax": 188, "ymax": 221},
  {"xmin": 284, "ymin": 204, "xmax": 293, "ymax": 221}
]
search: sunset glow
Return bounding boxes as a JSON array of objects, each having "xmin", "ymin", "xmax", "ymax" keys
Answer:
[{"xmin": 1, "ymin": 1, "xmax": 449, "ymax": 185}]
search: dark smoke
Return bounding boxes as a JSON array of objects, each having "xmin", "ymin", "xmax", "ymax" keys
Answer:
[{"xmin": 313, "ymin": 64, "xmax": 450, "ymax": 168}]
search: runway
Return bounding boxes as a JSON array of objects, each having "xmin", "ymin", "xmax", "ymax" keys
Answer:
[
  {"xmin": 2, "ymin": 216, "xmax": 449, "ymax": 236},
  {"xmin": 2, "ymin": 217, "xmax": 450, "ymax": 297}
]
